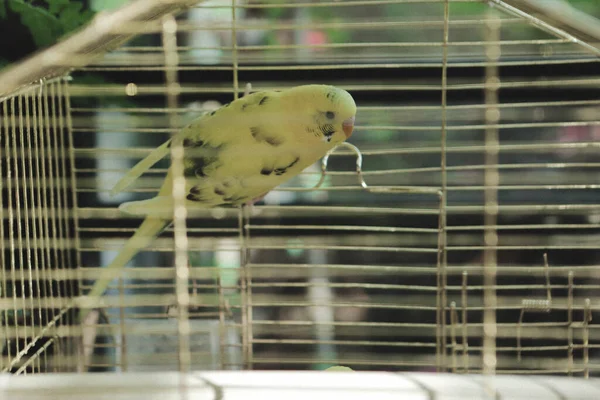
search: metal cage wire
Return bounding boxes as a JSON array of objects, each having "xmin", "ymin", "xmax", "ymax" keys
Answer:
[
  {"xmin": 0, "ymin": 0, "xmax": 599, "ymax": 385},
  {"xmin": 0, "ymin": 77, "xmax": 79, "ymax": 374}
]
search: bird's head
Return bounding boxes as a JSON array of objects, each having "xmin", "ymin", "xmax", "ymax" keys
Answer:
[{"xmin": 282, "ymin": 84, "xmax": 357, "ymax": 145}]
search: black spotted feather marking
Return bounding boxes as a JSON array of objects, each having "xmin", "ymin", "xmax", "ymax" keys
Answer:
[
  {"xmin": 274, "ymin": 157, "xmax": 299, "ymax": 176},
  {"xmin": 183, "ymin": 138, "xmax": 204, "ymax": 147},
  {"xmin": 319, "ymin": 123, "xmax": 336, "ymax": 142},
  {"xmin": 184, "ymin": 157, "xmax": 209, "ymax": 178},
  {"xmin": 261, "ymin": 155, "xmax": 300, "ymax": 177},
  {"xmin": 306, "ymin": 126, "xmax": 319, "ymax": 138},
  {"xmin": 265, "ymin": 137, "xmax": 282, "ymax": 146},
  {"xmin": 183, "ymin": 142, "xmax": 221, "ymax": 179},
  {"xmin": 169, "ymin": 137, "xmax": 203, "ymax": 149},
  {"xmin": 250, "ymin": 126, "xmax": 282, "ymax": 147},
  {"xmin": 187, "ymin": 185, "xmax": 209, "ymax": 202},
  {"xmin": 198, "ymin": 179, "xmax": 249, "ymax": 205},
  {"xmin": 241, "ymin": 91, "xmax": 270, "ymax": 111},
  {"xmin": 241, "ymin": 94, "xmax": 258, "ymax": 111}
]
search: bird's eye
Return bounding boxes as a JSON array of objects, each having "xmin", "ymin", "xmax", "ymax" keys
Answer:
[{"xmin": 325, "ymin": 111, "xmax": 335, "ymax": 120}]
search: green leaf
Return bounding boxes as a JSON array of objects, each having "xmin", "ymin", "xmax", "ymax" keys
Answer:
[
  {"xmin": 0, "ymin": 1, "xmax": 6, "ymax": 18},
  {"xmin": 58, "ymin": 1, "xmax": 85, "ymax": 32},
  {"xmin": 90, "ymin": 0, "xmax": 130, "ymax": 12},
  {"xmin": 43, "ymin": 0, "xmax": 70, "ymax": 15},
  {"xmin": 79, "ymin": 9, "xmax": 95, "ymax": 27},
  {"xmin": 9, "ymin": 0, "xmax": 63, "ymax": 48}
]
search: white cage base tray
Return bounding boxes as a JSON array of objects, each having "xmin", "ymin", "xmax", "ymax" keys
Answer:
[{"xmin": 1, "ymin": 371, "xmax": 600, "ymax": 400}]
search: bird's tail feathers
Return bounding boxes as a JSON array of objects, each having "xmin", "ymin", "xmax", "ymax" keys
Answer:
[
  {"xmin": 119, "ymin": 196, "xmax": 175, "ymax": 219},
  {"xmin": 110, "ymin": 139, "xmax": 171, "ymax": 196},
  {"xmin": 85, "ymin": 217, "xmax": 170, "ymax": 300}
]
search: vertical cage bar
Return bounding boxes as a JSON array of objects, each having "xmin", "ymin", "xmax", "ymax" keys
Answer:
[
  {"xmin": 42, "ymin": 347, "xmax": 47, "ymax": 372},
  {"xmin": 436, "ymin": 0, "xmax": 450, "ymax": 372},
  {"xmin": 63, "ymin": 76, "xmax": 84, "ymax": 371},
  {"xmin": 9, "ymin": 96, "xmax": 23, "ymax": 359},
  {"xmin": 54, "ymin": 80, "xmax": 75, "ymax": 367},
  {"xmin": 162, "ymin": 14, "xmax": 191, "ymax": 374},
  {"xmin": 64, "ymin": 77, "xmax": 82, "ymax": 296},
  {"xmin": 217, "ymin": 271, "xmax": 227, "ymax": 370},
  {"xmin": 45, "ymin": 83, "xmax": 65, "ymax": 371},
  {"xmin": 20, "ymin": 93, "xmax": 41, "ymax": 370},
  {"xmin": 583, "ymin": 298, "xmax": 591, "ymax": 378},
  {"xmin": 567, "ymin": 271, "xmax": 574, "ymax": 376},
  {"xmin": 15, "ymin": 94, "xmax": 27, "ymax": 349},
  {"xmin": 450, "ymin": 302, "xmax": 458, "ymax": 373},
  {"xmin": 0, "ymin": 100, "xmax": 10, "ymax": 371},
  {"xmin": 33, "ymin": 85, "xmax": 55, "ymax": 371},
  {"xmin": 36, "ymin": 88, "xmax": 58, "ymax": 322},
  {"xmin": 482, "ymin": 11, "xmax": 501, "ymax": 381},
  {"xmin": 17, "ymin": 93, "xmax": 33, "ymax": 353},
  {"xmin": 231, "ymin": 0, "xmax": 240, "ymax": 101},
  {"xmin": 239, "ymin": 206, "xmax": 252, "ymax": 370},
  {"xmin": 23, "ymin": 92, "xmax": 44, "ymax": 369},
  {"xmin": 461, "ymin": 271, "xmax": 469, "ymax": 373},
  {"xmin": 229, "ymin": 0, "xmax": 252, "ymax": 370}
]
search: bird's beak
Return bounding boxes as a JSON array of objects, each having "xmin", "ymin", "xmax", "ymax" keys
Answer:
[{"xmin": 342, "ymin": 116, "xmax": 355, "ymax": 138}]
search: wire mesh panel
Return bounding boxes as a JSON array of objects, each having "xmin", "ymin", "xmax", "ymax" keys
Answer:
[
  {"xmin": 0, "ymin": 0, "xmax": 599, "ymax": 380},
  {"xmin": 0, "ymin": 77, "xmax": 79, "ymax": 373}
]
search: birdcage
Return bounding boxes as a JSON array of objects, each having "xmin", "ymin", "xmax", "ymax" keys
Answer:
[{"xmin": 1, "ymin": 0, "xmax": 600, "ymax": 398}]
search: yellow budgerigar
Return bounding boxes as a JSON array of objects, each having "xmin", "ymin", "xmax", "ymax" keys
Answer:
[{"xmin": 81, "ymin": 84, "xmax": 356, "ymax": 315}]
